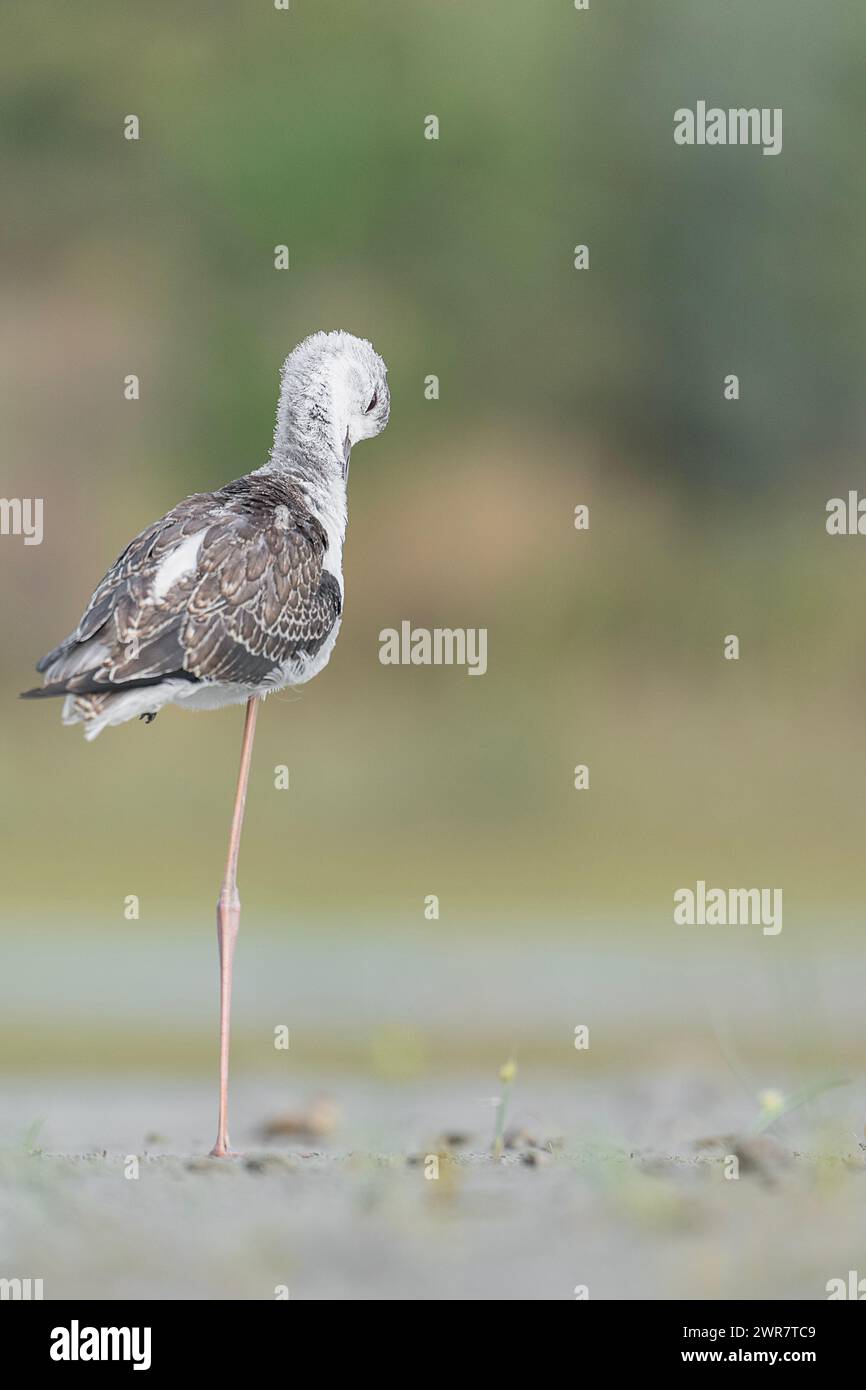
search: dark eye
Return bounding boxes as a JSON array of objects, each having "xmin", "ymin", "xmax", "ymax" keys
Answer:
[{"xmin": 365, "ymin": 391, "xmax": 378, "ymax": 414}]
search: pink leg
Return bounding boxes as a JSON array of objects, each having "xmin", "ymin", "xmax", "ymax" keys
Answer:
[{"xmin": 210, "ymin": 696, "xmax": 260, "ymax": 1158}]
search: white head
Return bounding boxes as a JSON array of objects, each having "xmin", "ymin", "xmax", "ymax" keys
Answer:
[{"xmin": 272, "ymin": 331, "xmax": 390, "ymax": 481}]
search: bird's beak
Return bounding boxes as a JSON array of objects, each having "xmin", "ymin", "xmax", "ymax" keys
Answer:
[{"xmin": 342, "ymin": 430, "xmax": 351, "ymax": 481}]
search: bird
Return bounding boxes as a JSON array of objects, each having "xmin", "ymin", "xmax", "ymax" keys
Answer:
[{"xmin": 22, "ymin": 330, "xmax": 390, "ymax": 1156}]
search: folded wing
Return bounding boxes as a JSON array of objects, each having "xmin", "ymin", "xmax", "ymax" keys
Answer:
[{"xmin": 24, "ymin": 476, "xmax": 341, "ymax": 699}]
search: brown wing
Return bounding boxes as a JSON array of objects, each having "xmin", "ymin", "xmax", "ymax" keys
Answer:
[{"xmin": 28, "ymin": 476, "xmax": 341, "ymax": 697}]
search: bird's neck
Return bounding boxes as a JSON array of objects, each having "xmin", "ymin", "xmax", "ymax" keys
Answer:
[
  {"xmin": 259, "ymin": 446, "xmax": 348, "ymax": 547},
  {"xmin": 265, "ymin": 355, "xmax": 351, "ymax": 546},
  {"xmin": 272, "ymin": 354, "xmax": 350, "ymax": 471}
]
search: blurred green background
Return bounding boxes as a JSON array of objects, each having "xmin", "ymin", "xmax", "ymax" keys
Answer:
[{"xmin": 2, "ymin": 0, "xmax": 865, "ymax": 1082}]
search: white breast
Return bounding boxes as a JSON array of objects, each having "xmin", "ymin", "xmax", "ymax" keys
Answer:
[{"xmin": 314, "ymin": 491, "xmax": 346, "ymax": 595}]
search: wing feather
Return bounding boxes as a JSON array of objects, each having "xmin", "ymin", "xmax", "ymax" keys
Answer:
[{"xmin": 29, "ymin": 476, "xmax": 341, "ymax": 697}]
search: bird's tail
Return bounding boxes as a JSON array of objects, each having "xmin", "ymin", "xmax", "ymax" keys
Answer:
[
  {"xmin": 20, "ymin": 683, "xmax": 73, "ymax": 700},
  {"xmin": 23, "ymin": 630, "xmax": 145, "ymax": 736},
  {"xmin": 24, "ymin": 631, "xmax": 189, "ymax": 738},
  {"xmin": 20, "ymin": 681, "xmax": 115, "ymax": 738}
]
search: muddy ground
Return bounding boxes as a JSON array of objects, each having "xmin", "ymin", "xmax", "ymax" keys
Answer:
[{"xmin": 1, "ymin": 1072, "xmax": 863, "ymax": 1300}]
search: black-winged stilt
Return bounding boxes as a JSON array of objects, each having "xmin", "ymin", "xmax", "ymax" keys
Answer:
[{"xmin": 22, "ymin": 331, "xmax": 390, "ymax": 1155}]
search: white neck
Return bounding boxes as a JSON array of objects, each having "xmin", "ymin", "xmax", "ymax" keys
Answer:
[
  {"xmin": 271, "ymin": 345, "xmax": 350, "ymax": 471},
  {"xmin": 260, "ymin": 339, "xmax": 361, "ymax": 582}
]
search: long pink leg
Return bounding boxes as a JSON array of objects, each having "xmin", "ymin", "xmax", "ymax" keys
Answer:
[{"xmin": 210, "ymin": 695, "xmax": 260, "ymax": 1158}]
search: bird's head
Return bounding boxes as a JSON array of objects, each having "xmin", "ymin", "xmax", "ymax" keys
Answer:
[{"xmin": 274, "ymin": 330, "xmax": 390, "ymax": 480}]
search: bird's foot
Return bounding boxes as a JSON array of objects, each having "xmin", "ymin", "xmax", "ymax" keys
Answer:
[
  {"xmin": 139, "ymin": 712, "xmax": 158, "ymax": 725},
  {"xmin": 209, "ymin": 1142, "xmax": 243, "ymax": 1159}
]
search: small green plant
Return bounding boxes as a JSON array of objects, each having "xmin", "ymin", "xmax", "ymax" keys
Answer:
[
  {"xmin": 19, "ymin": 1118, "xmax": 45, "ymax": 1155},
  {"xmin": 492, "ymin": 1058, "xmax": 517, "ymax": 1159},
  {"xmin": 748, "ymin": 1076, "xmax": 849, "ymax": 1136}
]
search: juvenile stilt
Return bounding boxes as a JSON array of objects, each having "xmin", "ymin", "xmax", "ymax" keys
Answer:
[
  {"xmin": 22, "ymin": 334, "xmax": 390, "ymax": 1158},
  {"xmin": 210, "ymin": 695, "xmax": 260, "ymax": 1158}
]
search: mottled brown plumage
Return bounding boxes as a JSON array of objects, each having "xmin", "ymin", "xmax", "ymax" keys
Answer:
[{"xmin": 24, "ymin": 475, "xmax": 341, "ymax": 720}]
